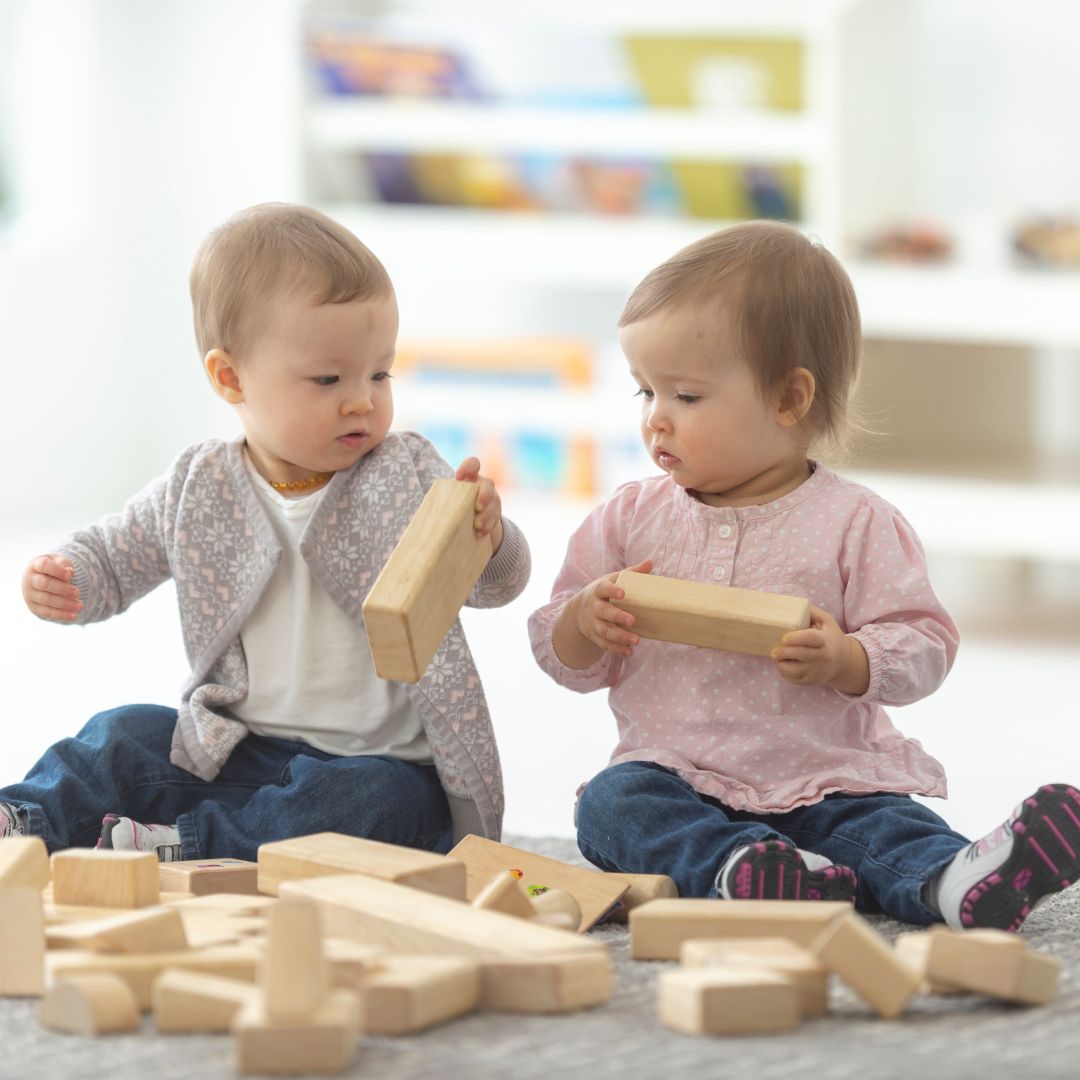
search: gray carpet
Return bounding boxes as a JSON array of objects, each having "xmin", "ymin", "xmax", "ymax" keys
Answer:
[{"xmin": 3, "ymin": 835, "xmax": 1079, "ymax": 1080}]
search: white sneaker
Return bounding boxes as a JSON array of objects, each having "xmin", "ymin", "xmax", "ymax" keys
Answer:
[
  {"xmin": 716, "ymin": 840, "xmax": 856, "ymax": 902},
  {"xmin": 933, "ymin": 783, "xmax": 1080, "ymax": 931},
  {"xmin": 0, "ymin": 802, "xmax": 24, "ymax": 838},
  {"xmin": 97, "ymin": 813, "xmax": 182, "ymax": 862}
]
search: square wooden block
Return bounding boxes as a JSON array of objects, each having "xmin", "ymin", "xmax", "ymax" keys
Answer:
[
  {"xmin": 659, "ymin": 968, "xmax": 800, "ymax": 1036},
  {"xmin": 51, "ymin": 850, "xmax": 160, "ymax": 909}
]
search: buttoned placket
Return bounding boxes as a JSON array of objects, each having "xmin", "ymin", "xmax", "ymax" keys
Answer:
[{"xmin": 710, "ymin": 513, "xmax": 738, "ymax": 583}]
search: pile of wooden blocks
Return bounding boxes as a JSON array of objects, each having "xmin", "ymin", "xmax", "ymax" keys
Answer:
[
  {"xmin": 0, "ymin": 832, "xmax": 1066, "ymax": 1073},
  {"xmin": 630, "ymin": 899, "xmax": 1062, "ymax": 1035}
]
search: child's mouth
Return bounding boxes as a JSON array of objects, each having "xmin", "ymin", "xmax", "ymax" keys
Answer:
[{"xmin": 337, "ymin": 431, "xmax": 368, "ymax": 449}]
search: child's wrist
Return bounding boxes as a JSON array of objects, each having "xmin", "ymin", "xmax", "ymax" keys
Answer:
[{"xmin": 829, "ymin": 635, "xmax": 870, "ymax": 695}]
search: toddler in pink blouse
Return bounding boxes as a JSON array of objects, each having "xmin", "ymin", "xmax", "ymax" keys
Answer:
[{"xmin": 528, "ymin": 221, "xmax": 1079, "ymax": 930}]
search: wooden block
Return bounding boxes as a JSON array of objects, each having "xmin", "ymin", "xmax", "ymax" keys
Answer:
[
  {"xmin": 0, "ymin": 886, "xmax": 45, "ymax": 996},
  {"xmin": 258, "ymin": 832, "xmax": 465, "ymax": 899},
  {"xmin": 659, "ymin": 967, "xmax": 800, "ymax": 1036},
  {"xmin": 925, "ymin": 927, "xmax": 1060, "ymax": 1004},
  {"xmin": 600, "ymin": 872, "xmax": 677, "ymax": 923},
  {"xmin": 51, "ymin": 850, "xmax": 159, "ymax": 909},
  {"xmin": 472, "ymin": 872, "xmax": 536, "ymax": 920},
  {"xmin": 529, "ymin": 888, "xmax": 582, "ymax": 931},
  {"xmin": 280, "ymin": 874, "xmax": 604, "ymax": 962},
  {"xmin": 176, "ymin": 909, "xmax": 267, "ymax": 950},
  {"xmin": 611, "ymin": 571, "xmax": 810, "ymax": 657},
  {"xmin": 324, "ymin": 938, "xmax": 385, "ymax": 990},
  {"xmin": 680, "ymin": 937, "xmax": 828, "ymax": 1017},
  {"xmin": 811, "ymin": 912, "xmax": 920, "ymax": 1019},
  {"xmin": 480, "ymin": 951, "xmax": 612, "ymax": 1013},
  {"xmin": 152, "ymin": 968, "xmax": 259, "ymax": 1032},
  {"xmin": 0, "ymin": 836, "xmax": 51, "ymax": 889},
  {"xmin": 158, "ymin": 858, "xmax": 258, "ymax": 896},
  {"xmin": 362, "ymin": 477, "xmax": 493, "ymax": 682},
  {"xmin": 263, "ymin": 899, "xmax": 328, "ymax": 1023},
  {"xmin": 449, "ymin": 834, "xmax": 627, "ymax": 932},
  {"xmin": 160, "ymin": 892, "xmax": 277, "ymax": 916},
  {"xmin": 47, "ymin": 944, "xmax": 261, "ymax": 1010},
  {"xmin": 894, "ymin": 931, "xmax": 968, "ymax": 995},
  {"xmin": 232, "ymin": 989, "xmax": 360, "ymax": 1076},
  {"xmin": 362, "ymin": 955, "xmax": 480, "ymax": 1034},
  {"xmin": 38, "ymin": 972, "xmax": 140, "ymax": 1034},
  {"xmin": 629, "ymin": 899, "xmax": 851, "ymax": 960},
  {"xmin": 46, "ymin": 906, "xmax": 188, "ymax": 954}
]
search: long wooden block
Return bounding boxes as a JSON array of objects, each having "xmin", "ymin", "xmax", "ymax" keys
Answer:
[
  {"xmin": 258, "ymin": 832, "xmax": 466, "ymax": 900},
  {"xmin": 894, "ymin": 931, "xmax": 967, "ymax": 995},
  {"xmin": 158, "ymin": 858, "xmax": 259, "ymax": 896},
  {"xmin": 46, "ymin": 906, "xmax": 188, "ymax": 953},
  {"xmin": 38, "ymin": 973, "xmax": 140, "ymax": 1034},
  {"xmin": 47, "ymin": 944, "xmax": 261, "ymax": 1010},
  {"xmin": 363, "ymin": 955, "xmax": 480, "ymax": 1034},
  {"xmin": 176, "ymin": 909, "xmax": 267, "ymax": 950},
  {"xmin": 362, "ymin": 478, "xmax": 493, "ymax": 682},
  {"xmin": 601, "ymin": 872, "xmax": 678, "ymax": 923},
  {"xmin": 611, "ymin": 571, "xmax": 810, "ymax": 657},
  {"xmin": 811, "ymin": 912, "xmax": 921, "ymax": 1019},
  {"xmin": 324, "ymin": 938, "xmax": 385, "ymax": 990},
  {"xmin": 0, "ymin": 886, "xmax": 45, "ymax": 996},
  {"xmin": 160, "ymin": 892, "xmax": 277, "ymax": 917},
  {"xmin": 925, "ymin": 928, "xmax": 1060, "ymax": 1005},
  {"xmin": 0, "ymin": 836, "xmax": 51, "ymax": 889},
  {"xmin": 51, "ymin": 850, "xmax": 159, "ymax": 909},
  {"xmin": 263, "ymin": 900, "xmax": 328, "ymax": 1023},
  {"xmin": 629, "ymin": 899, "xmax": 851, "ymax": 960},
  {"xmin": 232, "ymin": 990, "xmax": 361, "ymax": 1076},
  {"xmin": 280, "ymin": 874, "xmax": 604, "ymax": 962},
  {"xmin": 659, "ymin": 968, "xmax": 800, "ymax": 1036},
  {"xmin": 152, "ymin": 969, "xmax": 259, "ymax": 1032},
  {"xmin": 480, "ymin": 951, "xmax": 612, "ymax": 1014},
  {"xmin": 449, "ymin": 835, "xmax": 627, "ymax": 932},
  {"xmin": 680, "ymin": 937, "xmax": 828, "ymax": 1017}
]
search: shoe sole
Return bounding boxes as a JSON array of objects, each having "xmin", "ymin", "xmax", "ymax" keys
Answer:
[
  {"xmin": 728, "ymin": 840, "xmax": 857, "ymax": 902},
  {"xmin": 960, "ymin": 784, "xmax": 1080, "ymax": 930}
]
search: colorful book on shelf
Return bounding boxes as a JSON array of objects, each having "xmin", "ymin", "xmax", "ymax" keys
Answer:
[{"xmin": 394, "ymin": 339, "xmax": 594, "ymax": 389}]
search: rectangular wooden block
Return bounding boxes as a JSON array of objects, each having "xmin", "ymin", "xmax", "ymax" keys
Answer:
[
  {"xmin": 480, "ymin": 951, "xmax": 612, "ymax": 1014},
  {"xmin": 894, "ymin": 931, "xmax": 967, "ymax": 995},
  {"xmin": 0, "ymin": 886, "xmax": 45, "ymax": 996},
  {"xmin": 362, "ymin": 478, "xmax": 493, "ymax": 682},
  {"xmin": 0, "ymin": 836, "xmax": 51, "ymax": 889},
  {"xmin": 629, "ymin": 899, "xmax": 851, "ymax": 960},
  {"xmin": 152, "ymin": 968, "xmax": 259, "ymax": 1032},
  {"xmin": 659, "ymin": 968, "xmax": 800, "ymax": 1036},
  {"xmin": 258, "ymin": 832, "xmax": 466, "ymax": 900},
  {"xmin": 51, "ymin": 849, "xmax": 160, "ymax": 909},
  {"xmin": 680, "ymin": 937, "xmax": 828, "ymax": 1017},
  {"xmin": 280, "ymin": 873, "xmax": 604, "ymax": 962},
  {"xmin": 611, "ymin": 571, "xmax": 810, "ymax": 657},
  {"xmin": 363, "ymin": 955, "xmax": 480, "ymax": 1034},
  {"xmin": 925, "ymin": 927, "xmax": 1060, "ymax": 1005},
  {"xmin": 449, "ymin": 834, "xmax": 627, "ymax": 932},
  {"xmin": 46, "ymin": 906, "xmax": 189, "ymax": 953},
  {"xmin": 600, "ymin": 872, "xmax": 678, "ymax": 923},
  {"xmin": 811, "ymin": 912, "xmax": 921, "ymax": 1019},
  {"xmin": 158, "ymin": 858, "xmax": 259, "ymax": 896}
]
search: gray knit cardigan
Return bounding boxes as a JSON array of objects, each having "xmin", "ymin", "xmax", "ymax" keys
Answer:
[{"xmin": 57, "ymin": 432, "xmax": 531, "ymax": 842}]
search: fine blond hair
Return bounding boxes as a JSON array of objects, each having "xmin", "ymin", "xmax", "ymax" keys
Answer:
[
  {"xmin": 619, "ymin": 221, "xmax": 862, "ymax": 453},
  {"xmin": 190, "ymin": 203, "xmax": 393, "ymax": 361}
]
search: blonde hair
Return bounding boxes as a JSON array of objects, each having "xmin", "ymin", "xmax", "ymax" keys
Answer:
[
  {"xmin": 619, "ymin": 221, "xmax": 862, "ymax": 453},
  {"xmin": 190, "ymin": 203, "xmax": 393, "ymax": 360}
]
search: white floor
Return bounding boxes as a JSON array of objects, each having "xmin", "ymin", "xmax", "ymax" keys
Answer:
[{"xmin": 4, "ymin": 502, "xmax": 1078, "ymax": 845}]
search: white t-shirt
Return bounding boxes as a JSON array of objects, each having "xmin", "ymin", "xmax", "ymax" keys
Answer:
[{"xmin": 232, "ymin": 454, "xmax": 431, "ymax": 761}]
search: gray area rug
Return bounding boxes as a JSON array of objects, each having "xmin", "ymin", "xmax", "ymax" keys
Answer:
[{"xmin": 3, "ymin": 835, "xmax": 1079, "ymax": 1080}]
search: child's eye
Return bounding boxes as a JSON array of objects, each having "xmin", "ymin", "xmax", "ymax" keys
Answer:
[
  {"xmin": 676, "ymin": 393, "xmax": 700, "ymax": 405},
  {"xmin": 634, "ymin": 387, "xmax": 654, "ymax": 400},
  {"xmin": 372, "ymin": 371, "xmax": 393, "ymax": 382},
  {"xmin": 312, "ymin": 376, "xmax": 339, "ymax": 386}
]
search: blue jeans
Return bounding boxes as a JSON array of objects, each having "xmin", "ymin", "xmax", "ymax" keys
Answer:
[
  {"xmin": 1, "ymin": 704, "xmax": 453, "ymax": 860},
  {"xmin": 576, "ymin": 760, "xmax": 971, "ymax": 924}
]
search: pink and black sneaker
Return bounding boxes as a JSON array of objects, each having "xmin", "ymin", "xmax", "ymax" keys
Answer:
[
  {"xmin": 935, "ymin": 783, "xmax": 1080, "ymax": 931},
  {"xmin": 717, "ymin": 840, "xmax": 857, "ymax": 902}
]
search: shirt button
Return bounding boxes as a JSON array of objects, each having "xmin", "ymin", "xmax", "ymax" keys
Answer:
[
  {"xmin": 718, "ymin": 524, "xmax": 733, "ymax": 539},
  {"xmin": 713, "ymin": 566, "xmax": 727, "ymax": 580}
]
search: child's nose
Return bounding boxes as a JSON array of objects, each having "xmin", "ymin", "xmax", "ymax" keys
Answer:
[
  {"xmin": 342, "ymin": 389, "xmax": 372, "ymax": 415},
  {"xmin": 646, "ymin": 401, "xmax": 671, "ymax": 432}
]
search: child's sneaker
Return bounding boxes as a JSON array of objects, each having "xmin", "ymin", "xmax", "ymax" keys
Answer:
[
  {"xmin": 934, "ymin": 783, "xmax": 1080, "ymax": 931},
  {"xmin": 0, "ymin": 802, "xmax": 25, "ymax": 838},
  {"xmin": 97, "ymin": 813, "xmax": 183, "ymax": 862},
  {"xmin": 717, "ymin": 840, "xmax": 857, "ymax": 902}
]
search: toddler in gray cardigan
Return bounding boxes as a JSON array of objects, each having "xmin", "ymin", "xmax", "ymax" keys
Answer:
[{"xmin": 7, "ymin": 204, "xmax": 530, "ymax": 861}]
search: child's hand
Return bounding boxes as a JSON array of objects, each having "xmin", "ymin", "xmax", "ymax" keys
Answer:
[
  {"xmin": 455, "ymin": 457, "xmax": 504, "ymax": 553},
  {"xmin": 570, "ymin": 558, "xmax": 654, "ymax": 658},
  {"xmin": 22, "ymin": 554, "xmax": 82, "ymax": 622},
  {"xmin": 770, "ymin": 605, "xmax": 870, "ymax": 694}
]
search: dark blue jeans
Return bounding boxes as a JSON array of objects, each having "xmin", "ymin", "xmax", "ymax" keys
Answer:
[
  {"xmin": 1, "ymin": 704, "xmax": 453, "ymax": 860},
  {"xmin": 576, "ymin": 760, "xmax": 971, "ymax": 924}
]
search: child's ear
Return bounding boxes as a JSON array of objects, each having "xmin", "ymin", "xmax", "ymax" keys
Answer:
[
  {"xmin": 204, "ymin": 349, "xmax": 244, "ymax": 404},
  {"xmin": 777, "ymin": 367, "xmax": 815, "ymax": 428}
]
